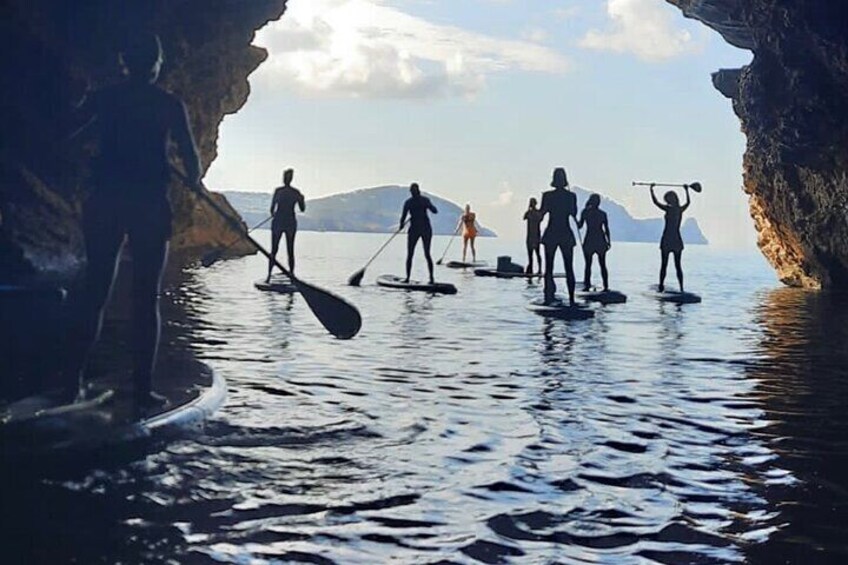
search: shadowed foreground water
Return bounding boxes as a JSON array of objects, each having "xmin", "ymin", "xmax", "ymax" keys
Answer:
[{"xmin": 4, "ymin": 232, "xmax": 848, "ymax": 564}]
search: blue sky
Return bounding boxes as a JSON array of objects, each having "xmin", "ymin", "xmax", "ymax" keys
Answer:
[{"xmin": 205, "ymin": 0, "xmax": 754, "ymax": 247}]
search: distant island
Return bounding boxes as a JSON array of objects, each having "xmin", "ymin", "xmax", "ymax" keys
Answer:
[
  {"xmin": 223, "ymin": 186, "xmax": 497, "ymax": 237},
  {"xmin": 221, "ymin": 185, "xmax": 708, "ymax": 244}
]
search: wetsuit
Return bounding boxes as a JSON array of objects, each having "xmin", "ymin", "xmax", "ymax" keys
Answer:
[
  {"xmin": 269, "ymin": 185, "xmax": 305, "ymax": 277},
  {"xmin": 540, "ymin": 188, "xmax": 577, "ymax": 303},
  {"xmin": 523, "ymin": 208, "xmax": 543, "ymax": 273},
  {"xmin": 73, "ymin": 79, "xmax": 200, "ymax": 397},
  {"xmin": 578, "ymin": 207, "xmax": 610, "ymax": 290},
  {"xmin": 400, "ymin": 195, "xmax": 438, "ymax": 282}
]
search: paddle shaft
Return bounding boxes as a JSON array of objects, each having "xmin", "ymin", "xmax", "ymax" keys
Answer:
[
  {"xmin": 362, "ymin": 223, "xmax": 406, "ymax": 271},
  {"xmin": 633, "ymin": 182, "xmax": 694, "ymax": 189},
  {"xmin": 438, "ymin": 226, "xmax": 461, "ymax": 262}
]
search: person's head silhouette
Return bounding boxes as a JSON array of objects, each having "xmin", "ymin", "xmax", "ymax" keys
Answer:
[
  {"xmin": 587, "ymin": 194, "xmax": 601, "ymax": 209},
  {"xmin": 465, "ymin": 203, "xmax": 471, "ymax": 213},
  {"xmin": 120, "ymin": 33, "xmax": 163, "ymax": 83},
  {"xmin": 283, "ymin": 168, "xmax": 294, "ymax": 186},
  {"xmin": 664, "ymin": 191, "xmax": 680, "ymax": 207},
  {"xmin": 410, "ymin": 183, "xmax": 421, "ymax": 197},
  {"xmin": 551, "ymin": 167, "xmax": 568, "ymax": 189},
  {"xmin": 529, "ymin": 197, "xmax": 538, "ymax": 209}
]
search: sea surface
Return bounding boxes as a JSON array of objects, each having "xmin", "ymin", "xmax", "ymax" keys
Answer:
[{"xmin": 6, "ymin": 231, "xmax": 848, "ymax": 564}]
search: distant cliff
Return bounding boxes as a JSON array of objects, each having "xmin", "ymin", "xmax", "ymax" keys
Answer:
[
  {"xmin": 223, "ymin": 186, "xmax": 497, "ymax": 237},
  {"xmin": 223, "ymin": 185, "xmax": 708, "ymax": 244}
]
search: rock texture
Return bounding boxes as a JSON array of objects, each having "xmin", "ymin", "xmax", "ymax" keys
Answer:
[
  {"xmin": 669, "ymin": 0, "xmax": 848, "ymax": 288},
  {"xmin": 0, "ymin": 1, "xmax": 287, "ymax": 282}
]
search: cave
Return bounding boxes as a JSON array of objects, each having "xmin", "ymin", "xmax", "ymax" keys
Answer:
[{"xmin": 1, "ymin": 0, "xmax": 846, "ymax": 288}]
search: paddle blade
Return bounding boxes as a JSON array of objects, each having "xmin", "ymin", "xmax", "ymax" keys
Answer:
[
  {"xmin": 294, "ymin": 279, "xmax": 362, "ymax": 339},
  {"xmin": 347, "ymin": 268, "xmax": 365, "ymax": 287},
  {"xmin": 689, "ymin": 182, "xmax": 703, "ymax": 193}
]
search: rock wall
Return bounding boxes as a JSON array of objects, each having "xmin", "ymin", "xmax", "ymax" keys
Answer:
[
  {"xmin": 669, "ymin": 0, "xmax": 848, "ymax": 288},
  {"xmin": 0, "ymin": 0, "xmax": 287, "ymax": 282}
]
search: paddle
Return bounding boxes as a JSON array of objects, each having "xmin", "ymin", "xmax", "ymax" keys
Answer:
[
  {"xmin": 436, "ymin": 225, "xmax": 461, "ymax": 266},
  {"xmin": 200, "ymin": 214, "xmax": 273, "ymax": 267},
  {"xmin": 177, "ymin": 172, "xmax": 362, "ymax": 339},
  {"xmin": 632, "ymin": 181, "xmax": 703, "ymax": 193},
  {"xmin": 348, "ymin": 222, "xmax": 406, "ymax": 286}
]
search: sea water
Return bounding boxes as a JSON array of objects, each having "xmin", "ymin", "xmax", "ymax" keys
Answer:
[{"xmin": 5, "ymin": 231, "xmax": 848, "ymax": 564}]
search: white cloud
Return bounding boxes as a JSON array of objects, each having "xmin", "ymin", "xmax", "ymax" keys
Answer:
[
  {"xmin": 491, "ymin": 183, "xmax": 515, "ymax": 207},
  {"xmin": 579, "ymin": 0, "xmax": 701, "ymax": 61},
  {"xmin": 253, "ymin": 0, "xmax": 569, "ymax": 99}
]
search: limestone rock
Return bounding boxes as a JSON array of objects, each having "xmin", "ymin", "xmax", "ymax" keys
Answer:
[
  {"xmin": 0, "ymin": 1, "xmax": 288, "ymax": 282},
  {"xmin": 669, "ymin": 0, "xmax": 848, "ymax": 287}
]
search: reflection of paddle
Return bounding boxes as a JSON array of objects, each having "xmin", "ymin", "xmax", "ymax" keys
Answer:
[
  {"xmin": 178, "ymin": 172, "xmax": 362, "ymax": 339},
  {"xmin": 436, "ymin": 225, "xmax": 461, "ymax": 265},
  {"xmin": 348, "ymin": 222, "xmax": 406, "ymax": 286},
  {"xmin": 201, "ymin": 214, "xmax": 273, "ymax": 267}
]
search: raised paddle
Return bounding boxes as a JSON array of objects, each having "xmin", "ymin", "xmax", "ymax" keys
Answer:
[
  {"xmin": 177, "ymin": 172, "xmax": 362, "ymax": 339},
  {"xmin": 436, "ymin": 225, "xmax": 461, "ymax": 266},
  {"xmin": 347, "ymin": 222, "xmax": 407, "ymax": 286},
  {"xmin": 200, "ymin": 214, "xmax": 273, "ymax": 267},
  {"xmin": 633, "ymin": 181, "xmax": 703, "ymax": 193}
]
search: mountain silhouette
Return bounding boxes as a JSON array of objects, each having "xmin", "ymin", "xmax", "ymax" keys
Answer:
[{"xmin": 221, "ymin": 185, "xmax": 708, "ymax": 244}]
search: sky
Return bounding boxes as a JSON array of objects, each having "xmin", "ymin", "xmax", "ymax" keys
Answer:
[{"xmin": 204, "ymin": 0, "xmax": 755, "ymax": 247}]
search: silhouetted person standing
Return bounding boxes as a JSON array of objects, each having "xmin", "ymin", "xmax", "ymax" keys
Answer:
[
  {"xmin": 400, "ymin": 183, "xmax": 438, "ymax": 284},
  {"xmin": 650, "ymin": 183, "xmax": 690, "ymax": 292},
  {"xmin": 69, "ymin": 34, "xmax": 201, "ymax": 410},
  {"xmin": 523, "ymin": 197, "xmax": 543, "ymax": 274},
  {"xmin": 577, "ymin": 193, "xmax": 611, "ymax": 291},
  {"xmin": 267, "ymin": 168, "xmax": 305, "ymax": 282},
  {"xmin": 540, "ymin": 168, "xmax": 578, "ymax": 305}
]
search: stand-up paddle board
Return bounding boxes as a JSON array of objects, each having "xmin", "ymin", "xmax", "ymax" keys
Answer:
[
  {"xmin": 1, "ymin": 388, "xmax": 115, "ymax": 426},
  {"xmin": 526, "ymin": 297, "xmax": 595, "ymax": 320},
  {"xmin": 474, "ymin": 269, "xmax": 566, "ymax": 279},
  {"xmin": 445, "ymin": 260, "xmax": 488, "ymax": 269},
  {"xmin": 254, "ymin": 279, "xmax": 298, "ymax": 294},
  {"xmin": 578, "ymin": 288, "xmax": 628, "ymax": 305},
  {"xmin": 376, "ymin": 275, "xmax": 457, "ymax": 295},
  {"xmin": 647, "ymin": 285, "xmax": 701, "ymax": 304}
]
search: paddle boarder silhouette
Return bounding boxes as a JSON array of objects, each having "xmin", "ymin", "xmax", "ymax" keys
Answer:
[
  {"xmin": 68, "ymin": 33, "xmax": 201, "ymax": 410},
  {"xmin": 400, "ymin": 183, "xmax": 438, "ymax": 284},
  {"xmin": 458, "ymin": 203, "xmax": 479, "ymax": 263},
  {"xmin": 540, "ymin": 168, "xmax": 578, "ymax": 305},
  {"xmin": 267, "ymin": 168, "xmax": 305, "ymax": 282},
  {"xmin": 523, "ymin": 197, "xmax": 543, "ymax": 274},
  {"xmin": 577, "ymin": 193, "xmax": 611, "ymax": 291},
  {"xmin": 650, "ymin": 183, "xmax": 690, "ymax": 292}
]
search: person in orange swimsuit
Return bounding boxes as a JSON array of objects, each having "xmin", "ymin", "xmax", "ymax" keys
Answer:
[{"xmin": 458, "ymin": 204, "xmax": 479, "ymax": 263}]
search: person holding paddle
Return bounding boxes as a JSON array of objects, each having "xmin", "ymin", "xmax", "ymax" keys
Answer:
[
  {"xmin": 400, "ymin": 183, "xmax": 438, "ymax": 284},
  {"xmin": 266, "ymin": 168, "xmax": 306, "ymax": 283},
  {"xmin": 577, "ymin": 193, "xmax": 611, "ymax": 291},
  {"xmin": 523, "ymin": 197, "xmax": 543, "ymax": 274},
  {"xmin": 540, "ymin": 167, "xmax": 578, "ymax": 305},
  {"xmin": 458, "ymin": 203, "xmax": 479, "ymax": 264},
  {"xmin": 650, "ymin": 183, "xmax": 690, "ymax": 292},
  {"xmin": 68, "ymin": 33, "xmax": 201, "ymax": 410}
]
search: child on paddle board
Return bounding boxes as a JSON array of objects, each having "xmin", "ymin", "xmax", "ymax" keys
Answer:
[
  {"xmin": 577, "ymin": 194, "xmax": 611, "ymax": 291},
  {"xmin": 523, "ymin": 197, "xmax": 543, "ymax": 274},
  {"xmin": 69, "ymin": 33, "xmax": 201, "ymax": 410},
  {"xmin": 458, "ymin": 204, "xmax": 479, "ymax": 264},
  {"xmin": 650, "ymin": 183, "xmax": 691, "ymax": 292},
  {"xmin": 540, "ymin": 167, "xmax": 578, "ymax": 305},
  {"xmin": 400, "ymin": 183, "xmax": 438, "ymax": 284},
  {"xmin": 267, "ymin": 168, "xmax": 306, "ymax": 282}
]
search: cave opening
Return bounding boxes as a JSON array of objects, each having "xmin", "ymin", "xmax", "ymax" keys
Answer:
[{"xmin": 205, "ymin": 0, "xmax": 756, "ymax": 252}]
